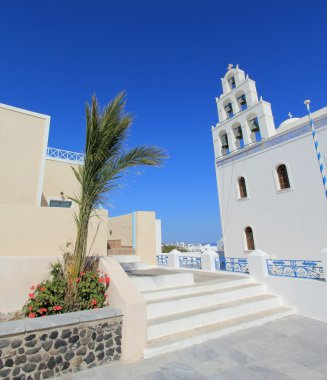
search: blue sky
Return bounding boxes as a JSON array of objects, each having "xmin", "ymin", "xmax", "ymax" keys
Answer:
[{"xmin": 1, "ymin": 0, "xmax": 327, "ymax": 243}]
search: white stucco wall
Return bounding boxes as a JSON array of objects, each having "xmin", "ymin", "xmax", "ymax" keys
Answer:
[{"xmin": 214, "ymin": 109, "xmax": 327, "ymax": 260}]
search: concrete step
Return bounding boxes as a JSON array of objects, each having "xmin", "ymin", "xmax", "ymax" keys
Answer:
[
  {"xmin": 129, "ymin": 272, "xmax": 194, "ymax": 292},
  {"xmin": 111, "ymin": 254, "xmax": 141, "ymax": 263},
  {"xmin": 144, "ymin": 306, "xmax": 295, "ymax": 358},
  {"xmin": 142, "ymin": 276, "xmax": 253, "ymax": 302},
  {"xmin": 147, "ymin": 294, "xmax": 282, "ymax": 340},
  {"xmin": 147, "ymin": 283, "xmax": 267, "ymax": 319}
]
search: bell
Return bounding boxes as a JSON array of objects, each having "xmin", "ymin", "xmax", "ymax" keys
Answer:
[
  {"xmin": 235, "ymin": 126, "xmax": 243, "ymax": 139},
  {"xmin": 249, "ymin": 118, "xmax": 260, "ymax": 132},
  {"xmin": 221, "ymin": 135, "xmax": 229, "ymax": 149}
]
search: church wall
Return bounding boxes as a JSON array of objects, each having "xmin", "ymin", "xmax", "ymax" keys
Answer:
[{"xmin": 216, "ymin": 122, "xmax": 327, "ymax": 260}]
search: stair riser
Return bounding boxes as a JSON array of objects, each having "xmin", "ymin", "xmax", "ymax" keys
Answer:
[
  {"xmin": 131, "ymin": 272, "xmax": 195, "ymax": 292},
  {"xmin": 147, "ymin": 297, "xmax": 282, "ymax": 340},
  {"xmin": 143, "ymin": 278, "xmax": 253, "ymax": 301},
  {"xmin": 147, "ymin": 284, "xmax": 267, "ymax": 319},
  {"xmin": 144, "ymin": 309, "xmax": 295, "ymax": 358}
]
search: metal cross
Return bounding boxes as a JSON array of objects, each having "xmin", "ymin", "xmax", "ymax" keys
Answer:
[
  {"xmin": 288, "ymin": 112, "xmax": 293, "ymax": 119},
  {"xmin": 227, "ymin": 63, "xmax": 233, "ymax": 70}
]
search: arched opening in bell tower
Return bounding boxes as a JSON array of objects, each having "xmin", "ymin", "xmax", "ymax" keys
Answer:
[
  {"xmin": 232, "ymin": 122, "xmax": 244, "ymax": 149},
  {"xmin": 247, "ymin": 114, "xmax": 262, "ymax": 142},
  {"xmin": 223, "ymin": 99, "xmax": 234, "ymax": 119},
  {"xmin": 219, "ymin": 130, "xmax": 229, "ymax": 156}
]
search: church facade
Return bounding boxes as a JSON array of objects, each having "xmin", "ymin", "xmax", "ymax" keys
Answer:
[{"xmin": 212, "ymin": 65, "xmax": 327, "ymax": 260}]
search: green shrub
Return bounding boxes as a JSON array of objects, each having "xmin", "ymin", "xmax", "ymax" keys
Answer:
[{"xmin": 23, "ymin": 262, "xmax": 110, "ymax": 318}]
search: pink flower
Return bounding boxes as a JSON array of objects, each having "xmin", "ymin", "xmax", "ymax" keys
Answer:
[
  {"xmin": 40, "ymin": 287, "xmax": 46, "ymax": 292},
  {"xmin": 28, "ymin": 313, "xmax": 36, "ymax": 318},
  {"xmin": 30, "ymin": 286, "xmax": 35, "ymax": 290},
  {"xmin": 80, "ymin": 272, "xmax": 85, "ymax": 276},
  {"xmin": 28, "ymin": 306, "xmax": 33, "ymax": 311},
  {"xmin": 91, "ymin": 299, "xmax": 97, "ymax": 306},
  {"xmin": 53, "ymin": 305, "xmax": 63, "ymax": 311},
  {"xmin": 28, "ymin": 293, "xmax": 34, "ymax": 299},
  {"xmin": 105, "ymin": 277, "xmax": 110, "ymax": 284}
]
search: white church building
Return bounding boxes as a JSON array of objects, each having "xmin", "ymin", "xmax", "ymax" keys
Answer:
[{"xmin": 212, "ymin": 65, "xmax": 327, "ymax": 260}]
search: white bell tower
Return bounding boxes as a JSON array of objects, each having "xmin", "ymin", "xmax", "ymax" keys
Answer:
[{"xmin": 212, "ymin": 64, "xmax": 276, "ymax": 158}]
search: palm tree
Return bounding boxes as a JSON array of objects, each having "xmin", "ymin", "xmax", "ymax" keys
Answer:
[{"xmin": 68, "ymin": 92, "xmax": 166, "ymax": 303}]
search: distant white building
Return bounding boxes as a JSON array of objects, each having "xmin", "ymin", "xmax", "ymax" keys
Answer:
[{"xmin": 212, "ymin": 65, "xmax": 327, "ymax": 260}]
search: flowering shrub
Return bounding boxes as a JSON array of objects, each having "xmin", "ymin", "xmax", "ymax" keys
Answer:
[{"xmin": 23, "ymin": 262, "xmax": 110, "ymax": 318}]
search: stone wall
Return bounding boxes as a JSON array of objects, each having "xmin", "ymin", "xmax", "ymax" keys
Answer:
[{"xmin": 0, "ymin": 307, "xmax": 123, "ymax": 379}]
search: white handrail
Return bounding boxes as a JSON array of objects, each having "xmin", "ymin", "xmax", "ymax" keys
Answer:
[{"xmin": 46, "ymin": 147, "xmax": 84, "ymax": 164}]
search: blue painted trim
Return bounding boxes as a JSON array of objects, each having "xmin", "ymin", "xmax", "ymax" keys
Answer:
[
  {"xmin": 266, "ymin": 259, "xmax": 325, "ymax": 281},
  {"xmin": 156, "ymin": 255, "xmax": 169, "ymax": 266},
  {"xmin": 215, "ymin": 257, "xmax": 249, "ymax": 274},
  {"xmin": 179, "ymin": 256, "xmax": 202, "ymax": 270}
]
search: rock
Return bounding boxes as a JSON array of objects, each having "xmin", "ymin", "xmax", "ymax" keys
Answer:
[
  {"xmin": 96, "ymin": 334, "xmax": 104, "ymax": 342},
  {"xmin": 104, "ymin": 333, "xmax": 112, "ymax": 340},
  {"xmin": 14, "ymin": 355, "xmax": 27, "ymax": 365},
  {"xmin": 80, "ymin": 337, "xmax": 90, "ymax": 346},
  {"xmin": 84, "ymin": 352, "xmax": 95, "ymax": 365},
  {"xmin": 71, "ymin": 356, "xmax": 83, "ymax": 367},
  {"xmin": 61, "ymin": 329, "xmax": 72, "ymax": 339},
  {"xmin": 24, "ymin": 340, "xmax": 37, "ymax": 348},
  {"xmin": 114, "ymin": 337, "xmax": 121, "ymax": 346},
  {"xmin": 96, "ymin": 326, "xmax": 103, "ymax": 334},
  {"xmin": 106, "ymin": 348, "xmax": 114, "ymax": 357},
  {"xmin": 2, "ymin": 349, "xmax": 16, "ymax": 359},
  {"xmin": 0, "ymin": 340, "xmax": 10, "ymax": 349},
  {"xmin": 12, "ymin": 366, "xmax": 20, "ymax": 376},
  {"xmin": 56, "ymin": 355, "xmax": 63, "ymax": 365},
  {"xmin": 115, "ymin": 326, "xmax": 122, "ymax": 336},
  {"xmin": 4, "ymin": 358, "xmax": 14, "ymax": 367},
  {"xmin": 25, "ymin": 347, "xmax": 41, "ymax": 355},
  {"xmin": 95, "ymin": 343, "xmax": 104, "ymax": 352},
  {"xmin": 38, "ymin": 362, "xmax": 47, "ymax": 370},
  {"xmin": 79, "ymin": 329, "xmax": 86, "ymax": 338},
  {"xmin": 47, "ymin": 357, "xmax": 56, "ymax": 370},
  {"xmin": 17, "ymin": 348, "xmax": 24, "ymax": 354},
  {"xmin": 54, "ymin": 339, "xmax": 67, "ymax": 349},
  {"xmin": 39, "ymin": 334, "xmax": 48, "ymax": 341},
  {"xmin": 22, "ymin": 362, "xmax": 36, "ymax": 373},
  {"xmin": 0, "ymin": 359, "xmax": 2, "ymax": 369},
  {"xmin": 0, "ymin": 368, "xmax": 11, "ymax": 377},
  {"xmin": 68, "ymin": 335, "xmax": 79, "ymax": 344},
  {"xmin": 64, "ymin": 351, "xmax": 74, "ymax": 361},
  {"xmin": 91, "ymin": 332, "xmax": 96, "ymax": 341},
  {"xmin": 29, "ymin": 354, "xmax": 42, "ymax": 363},
  {"xmin": 42, "ymin": 341, "xmax": 53, "ymax": 352},
  {"xmin": 59, "ymin": 346, "xmax": 67, "ymax": 354},
  {"xmin": 73, "ymin": 327, "xmax": 78, "ymax": 335},
  {"xmin": 97, "ymin": 352, "xmax": 105, "ymax": 361},
  {"xmin": 11, "ymin": 340, "xmax": 22, "ymax": 349},
  {"xmin": 105, "ymin": 339, "xmax": 113, "ymax": 348},
  {"xmin": 49, "ymin": 331, "xmax": 58, "ymax": 339},
  {"xmin": 42, "ymin": 369, "xmax": 54, "ymax": 379},
  {"xmin": 88, "ymin": 342, "xmax": 95, "ymax": 350},
  {"xmin": 25, "ymin": 334, "xmax": 36, "ymax": 342},
  {"xmin": 62, "ymin": 361, "xmax": 70, "ymax": 370},
  {"xmin": 76, "ymin": 346, "xmax": 87, "ymax": 356}
]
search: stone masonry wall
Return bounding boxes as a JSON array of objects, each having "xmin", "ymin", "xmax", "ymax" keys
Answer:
[{"xmin": 0, "ymin": 307, "xmax": 123, "ymax": 380}]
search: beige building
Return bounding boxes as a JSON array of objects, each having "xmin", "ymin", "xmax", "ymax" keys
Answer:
[{"xmin": 0, "ymin": 103, "xmax": 161, "ymax": 265}]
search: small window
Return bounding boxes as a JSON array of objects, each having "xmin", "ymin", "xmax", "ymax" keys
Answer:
[
  {"xmin": 245, "ymin": 227, "xmax": 255, "ymax": 251},
  {"xmin": 277, "ymin": 164, "xmax": 290, "ymax": 190},
  {"xmin": 238, "ymin": 177, "xmax": 247, "ymax": 199},
  {"xmin": 49, "ymin": 200, "xmax": 72, "ymax": 208},
  {"xmin": 228, "ymin": 76, "xmax": 236, "ymax": 89}
]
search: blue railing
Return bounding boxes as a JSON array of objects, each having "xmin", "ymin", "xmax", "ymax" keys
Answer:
[
  {"xmin": 179, "ymin": 256, "xmax": 202, "ymax": 270},
  {"xmin": 267, "ymin": 259, "xmax": 325, "ymax": 281},
  {"xmin": 215, "ymin": 257, "xmax": 249, "ymax": 274},
  {"xmin": 156, "ymin": 255, "xmax": 168, "ymax": 266}
]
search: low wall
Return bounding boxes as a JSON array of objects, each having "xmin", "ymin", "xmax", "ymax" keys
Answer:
[
  {"xmin": 99, "ymin": 257, "xmax": 147, "ymax": 362},
  {"xmin": 248, "ymin": 249, "xmax": 327, "ymax": 322},
  {"xmin": 0, "ymin": 206, "xmax": 108, "ymax": 257},
  {"xmin": 0, "ymin": 307, "xmax": 122, "ymax": 379},
  {"xmin": 0, "ymin": 256, "xmax": 60, "ymax": 312}
]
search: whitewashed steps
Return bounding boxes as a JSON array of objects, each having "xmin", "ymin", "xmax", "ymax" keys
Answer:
[
  {"xmin": 143, "ymin": 276, "xmax": 253, "ymax": 302},
  {"xmin": 144, "ymin": 306, "xmax": 295, "ymax": 358},
  {"xmin": 147, "ymin": 283, "xmax": 267, "ymax": 319},
  {"xmin": 129, "ymin": 272, "xmax": 194, "ymax": 291},
  {"xmin": 147, "ymin": 294, "xmax": 283, "ymax": 340}
]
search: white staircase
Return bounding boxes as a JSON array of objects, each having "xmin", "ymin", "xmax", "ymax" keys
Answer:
[{"xmin": 129, "ymin": 269, "xmax": 295, "ymax": 358}]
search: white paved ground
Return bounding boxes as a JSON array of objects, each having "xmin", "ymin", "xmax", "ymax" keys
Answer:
[{"xmin": 61, "ymin": 316, "xmax": 327, "ymax": 380}]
